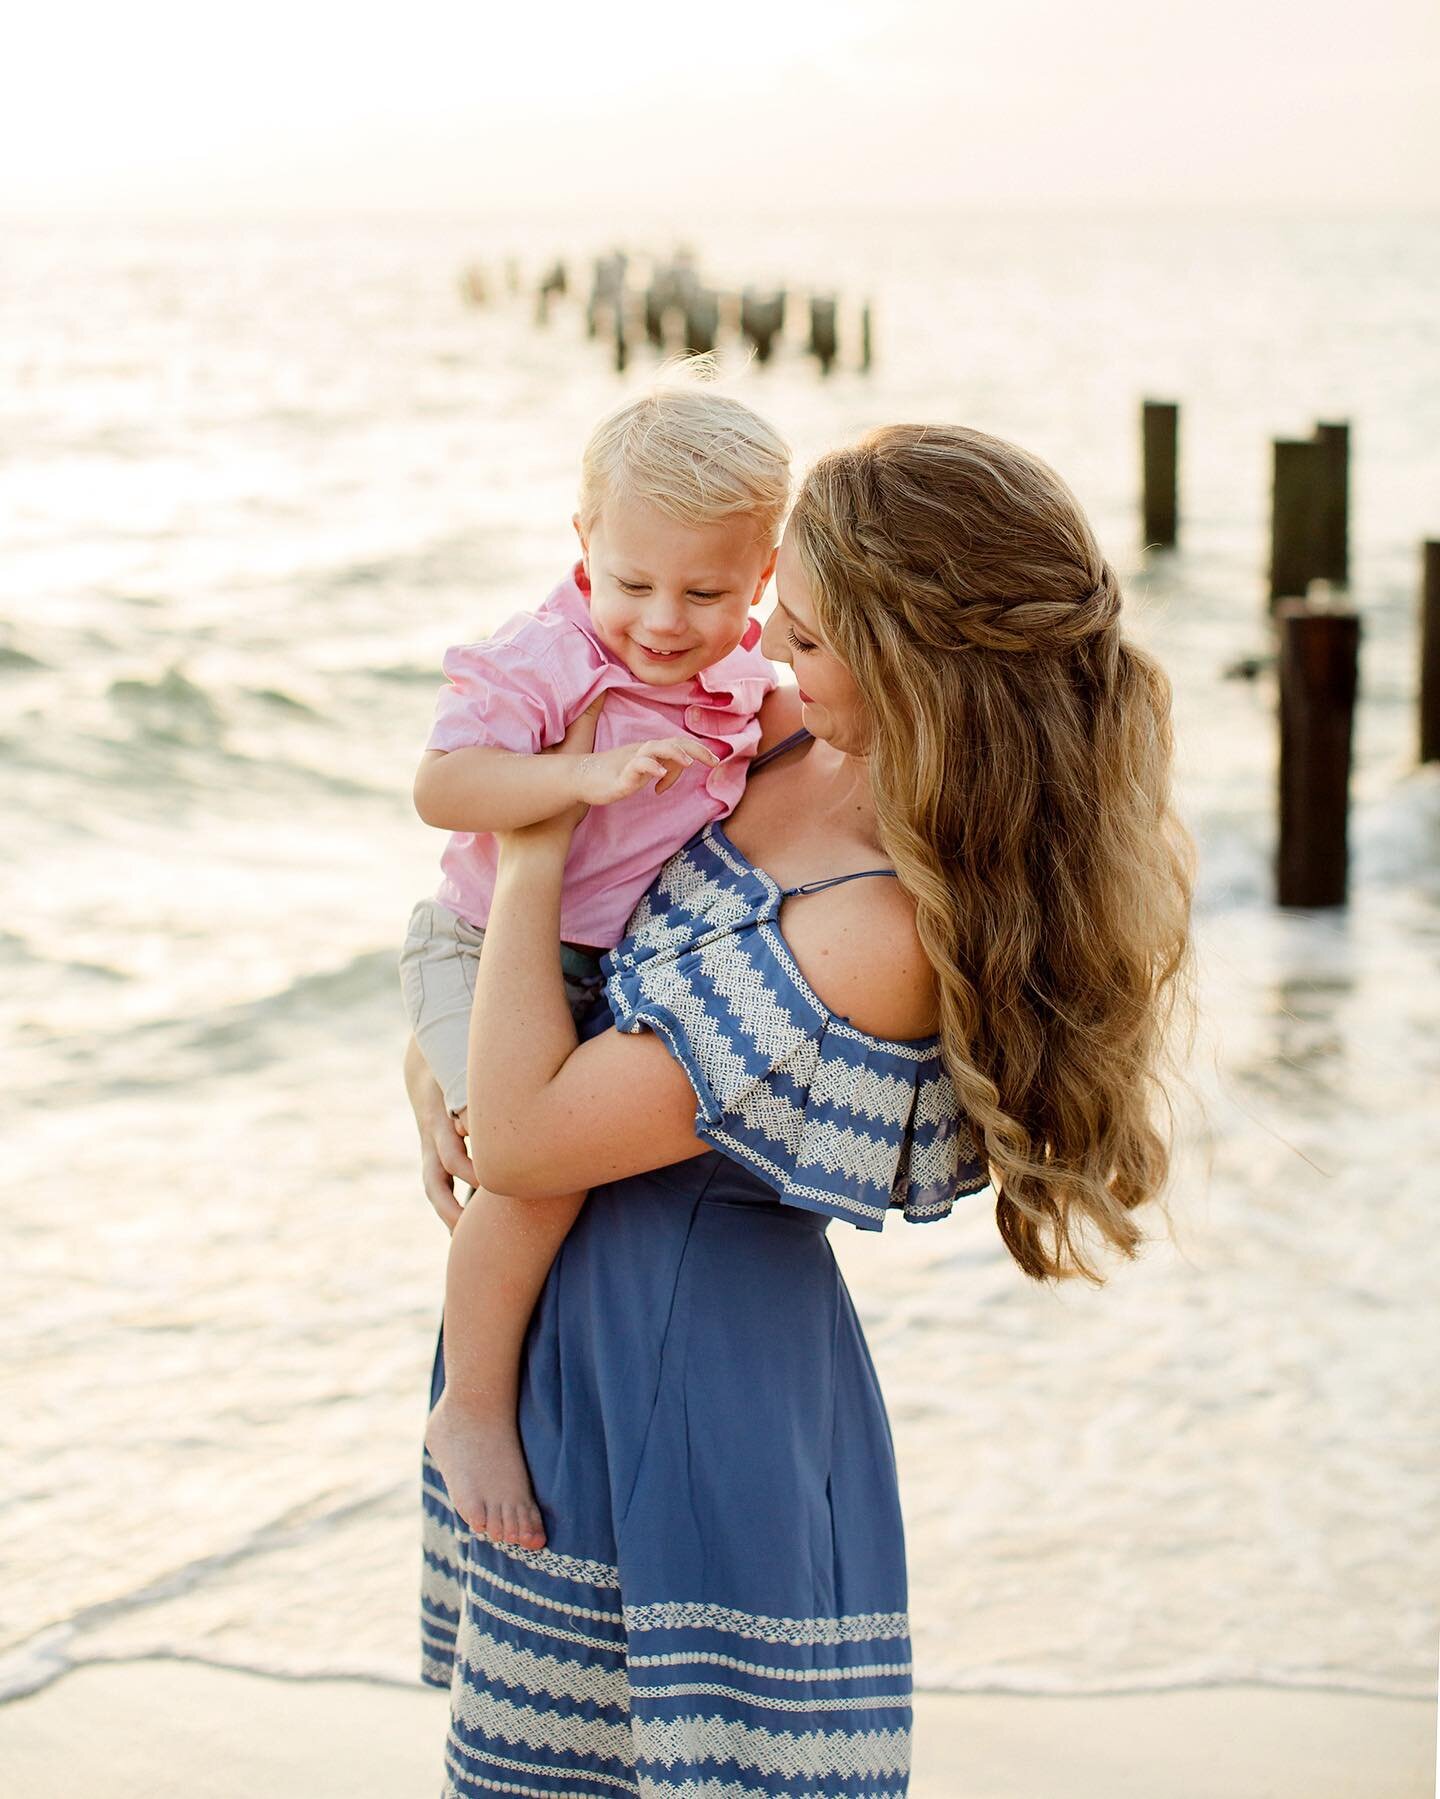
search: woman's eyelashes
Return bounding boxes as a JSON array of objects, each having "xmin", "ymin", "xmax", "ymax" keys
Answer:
[{"xmin": 786, "ymin": 626, "xmax": 816, "ymax": 654}]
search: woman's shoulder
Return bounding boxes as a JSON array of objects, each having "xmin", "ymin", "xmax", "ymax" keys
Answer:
[{"xmin": 781, "ymin": 872, "xmax": 940, "ymax": 1044}]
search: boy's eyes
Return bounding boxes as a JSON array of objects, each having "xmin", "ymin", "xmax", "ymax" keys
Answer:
[{"xmin": 616, "ymin": 580, "xmax": 725, "ymax": 603}]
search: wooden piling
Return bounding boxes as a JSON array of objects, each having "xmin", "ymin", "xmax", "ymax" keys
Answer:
[
  {"xmin": 1270, "ymin": 439, "xmax": 1323, "ymax": 605},
  {"xmin": 1313, "ymin": 421, "xmax": 1350, "ymax": 585},
  {"xmin": 741, "ymin": 290, "xmax": 785, "ymax": 363},
  {"xmin": 808, "ymin": 296, "xmax": 838, "ymax": 374},
  {"xmin": 644, "ymin": 285, "xmax": 667, "ymax": 348},
  {"xmin": 1141, "ymin": 400, "xmax": 1179, "ymax": 547},
  {"xmin": 1421, "ymin": 541, "xmax": 1440, "ymax": 764},
  {"xmin": 1275, "ymin": 600, "xmax": 1360, "ymax": 907},
  {"xmin": 860, "ymin": 301, "xmax": 873, "ymax": 373},
  {"xmin": 682, "ymin": 289, "xmax": 719, "ymax": 356}
]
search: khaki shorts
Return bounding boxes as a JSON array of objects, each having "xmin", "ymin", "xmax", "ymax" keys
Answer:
[{"xmin": 399, "ymin": 898, "xmax": 606, "ymax": 1115}]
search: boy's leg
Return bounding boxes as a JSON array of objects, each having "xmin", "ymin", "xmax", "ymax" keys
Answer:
[{"xmin": 425, "ymin": 1182, "xmax": 586, "ymax": 1551}]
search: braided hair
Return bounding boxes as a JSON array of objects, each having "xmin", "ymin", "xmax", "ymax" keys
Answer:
[{"xmin": 789, "ymin": 424, "xmax": 1195, "ymax": 1283}]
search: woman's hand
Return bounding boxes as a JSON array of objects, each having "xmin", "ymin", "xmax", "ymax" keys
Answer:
[{"xmin": 404, "ymin": 1035, "xmax": 476, "ymax": 1233}]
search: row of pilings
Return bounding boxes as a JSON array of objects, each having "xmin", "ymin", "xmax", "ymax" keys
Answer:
[
  {"xmin": 462, "ymin": 251, "xmax": 872, "ymax": 377},
  {"xmin": 1139, "ymin": 399, "xmax": 1438, "ymax": 910}
]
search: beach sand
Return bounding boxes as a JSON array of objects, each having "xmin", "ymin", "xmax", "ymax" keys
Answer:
[{"xmin": 0, "ymin": 1661, "xmax": 1432, "ymax": 1798}]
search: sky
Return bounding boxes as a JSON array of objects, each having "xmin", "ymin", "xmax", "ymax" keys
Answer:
[{"xmin": 5, "ymin": 0, "xmax": 1437, "ymax": 215}]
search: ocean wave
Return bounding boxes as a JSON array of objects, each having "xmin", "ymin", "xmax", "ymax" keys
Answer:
[
  {"xmin": 25, "ymin": 948, "xmax": 404, "ymax": 1097},
  {"xmin": 108, "ymin": 666, "xmax": 225, "ymax": 747},
  {"xmin": 0, "ymin": 642, "xmax": 45, "ymax": 672},
  {"xmin": 0, "ymin": 1483, "xmax": 409, "ymax": 1704}
]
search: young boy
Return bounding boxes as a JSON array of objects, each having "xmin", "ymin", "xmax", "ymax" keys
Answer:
[{"xmin": 402, "ymin": 378, "xmax": 790, "ymax": 1548}]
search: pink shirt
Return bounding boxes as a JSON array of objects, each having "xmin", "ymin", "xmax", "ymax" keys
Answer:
[{"xmin": 426, "ymin": 563, "xmax": 778, "ymax": 946}]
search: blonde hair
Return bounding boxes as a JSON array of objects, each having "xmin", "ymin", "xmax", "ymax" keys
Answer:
[
  {"xmin": 578, "ymin": 361, "xmax": 791, "ymax": 544},
  {"xmin": 789, "ymin": 424, "xmax": 1197, "ymax": 1285}
]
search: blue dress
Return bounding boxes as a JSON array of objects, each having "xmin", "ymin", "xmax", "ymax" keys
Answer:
[{"xmin": 420, "ymin": 756, "xmax": 990, "ymax": 1797}]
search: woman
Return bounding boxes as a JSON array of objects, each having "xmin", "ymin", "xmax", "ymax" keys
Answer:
[{"xmin": 406, "ymin": 424, "xmax": 1195, "ymax": 1795}]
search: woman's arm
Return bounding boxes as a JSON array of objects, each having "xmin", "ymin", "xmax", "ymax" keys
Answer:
[{"xmin": 465, "ymin": 833, "xmax": 709, "ymax": 1197}]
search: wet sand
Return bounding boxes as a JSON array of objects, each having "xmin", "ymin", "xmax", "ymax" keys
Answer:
[{"xmin": 0, "ymin": 1660, "xmax": 1432, "ymax": 1797}]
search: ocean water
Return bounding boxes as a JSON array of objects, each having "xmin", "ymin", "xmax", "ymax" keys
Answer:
[{"xmin": 2, "ymin": 208, "xmax": 1438, "ymax": 1707}]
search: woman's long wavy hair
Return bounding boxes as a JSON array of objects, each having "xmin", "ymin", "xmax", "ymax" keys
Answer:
[{"xmin": 789, "ymin": 425, "xmax": 1196, "ymax": 1284}]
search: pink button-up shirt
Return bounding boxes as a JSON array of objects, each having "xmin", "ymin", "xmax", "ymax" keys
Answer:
[{"xmin": 426, "ymin": 564, "xmax": 778, "ymax": 946}]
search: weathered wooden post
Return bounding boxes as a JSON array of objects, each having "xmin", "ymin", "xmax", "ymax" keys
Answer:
[
  {"xmin": 1313, "ymin": 421, "xmax": 1350, "ymax": 584},
  {"xmin": 859, "ymin": 301, "xmax": 873, "ymax": 373},
  {"xmin": 808, "ymin": 295, "xmax": 838, "ymax": 374},
  {"xmin": 682, "ymin": 289, "xmax": 719, "ymax": 356},
  {"xmin": 1275, "ymin": 599, "xmax": 1360, "ymax": 907},
  {"xmin": 614, "ymin": 298, "xmax": 629, "ymax": 374},
  {"xmin": 1141, "ymin": 400, "xmax": 1179, "ymax": 547},
  {"xmin": 741, "ymin": 290, "xmax": 784, "ymax": 363},
  {"xmin": 644, "ymin": 284, "xmax": 667, "ymax": 348},
  {"xmin": 1270, "ymin": 438, "xmax": 1323, "ymax": 606},
  {"xmin": 1420, "ymin": 540, "xmax": 1440, "ymax": 764}
]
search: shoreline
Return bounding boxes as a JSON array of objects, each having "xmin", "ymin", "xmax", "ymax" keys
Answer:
[{"xmin": 0, "ymin": 1659, "xmax": 1432, "ymax": 1798}]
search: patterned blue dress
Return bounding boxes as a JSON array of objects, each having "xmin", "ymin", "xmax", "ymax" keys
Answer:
[{"xmin": 420, "ymin": 744, "xmax": 990, "ymax": 1797}]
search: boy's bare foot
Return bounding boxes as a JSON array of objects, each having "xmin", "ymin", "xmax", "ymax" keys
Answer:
[{"xmin": 425, "ymin": 1392, "xmax": 546, "ymax": 1550}]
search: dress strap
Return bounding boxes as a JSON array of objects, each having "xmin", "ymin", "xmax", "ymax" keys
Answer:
[
  {"xmin": 781, "ymin": 868, "xmax": 899, "ymax": 897},
  {"xmin": 749, "ymin": 726, "xmax": 811, "ymax": 772}
]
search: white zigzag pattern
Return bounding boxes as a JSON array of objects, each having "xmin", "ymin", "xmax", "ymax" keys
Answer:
[
  {"xmin": 446, "ymin": 1730, "xmax": 640, "ymax": 1797},
  {"xmin": 703, "ymin": 1125, "xmax": 887, "ymax": 1223},
  {"xmin": 423, "ymin": 1538, "xmax": 466, "ymax": 1614},
  {"xmin": 627, "ymin": 1652, "xmax": 912, "ymax": 1682},
  {"xmin": 628, "ymin": 1681, "xmax": 909, "ymax": 1714},
  {"xmin": 806, "ymin": 1053, "xmax": 916, "ymax": 1129},
  {"xmin": 465, "ymin": 1584, "xmax": 627, "ymax": 1654},
  {"xmin": 913, "ymin": 1072, "xmax": 956, "ymax": 1130},
  {"xmin": 480, "ymin": 1536, "xmax": 620, "ymax": 1588},
  {"xmin": 623, "ymin": 1603, "xmax": 908, "ymax": 1645},
  {"xmin": 633, "ymin": 1712, "xmax": 911, "ymax": 1780},
  {"xmin": 449, "ymin": 1683, "xmax": 634, "ymax": 1763},
  {"xmin": 456, "ymin": 1612, "xmax": 630, "ymax": 1712},
  {"xmin": 466, "ymin": 1557, "xmax": 623, "ymax": 1623},
  {"xmin": 787, "ymin": 1114, "xmax": 898, "ymax": 1191},
  {"xmin": 622, "ymin": 1655, "xmax": 907, "ymax": 1683},
  {"xmin": 635, "ymin": 1783, "xmax": 907, "ymax": 1799},
  {"xmin": 909, "ymin": 1119, "xmax": 961, "ymax": 1193},
  {"xmin": 696, "ymin": 935, "xmax": 818, "ymax": 1058},
  {"xmin": 631, "ymin": 967, "xmax": 751, "ymax": 1105}
]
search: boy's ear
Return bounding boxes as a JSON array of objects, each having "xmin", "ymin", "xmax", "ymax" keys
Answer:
[{"xmin": 752, "ymin": 546, "xmax": 779, "ymax": 603}]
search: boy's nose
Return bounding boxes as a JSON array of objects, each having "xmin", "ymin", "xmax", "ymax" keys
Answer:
[{"xmin": 645, "ymin": 597, "xmax": 690, "ymax": 637}]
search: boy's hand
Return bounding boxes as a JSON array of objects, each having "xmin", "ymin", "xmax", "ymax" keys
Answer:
[{"xmin": 574, "ymin": 735, "xmax": 720, "ymax": 805}]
